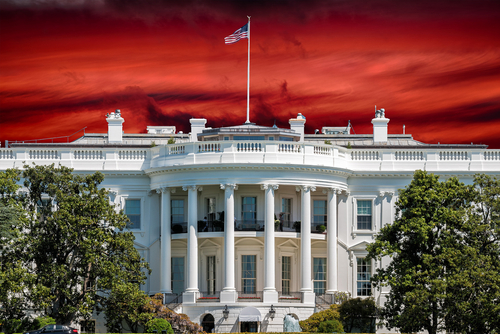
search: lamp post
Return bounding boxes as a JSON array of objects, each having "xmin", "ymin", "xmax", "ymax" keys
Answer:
[{"xmin": 223, "ymin": 305, "xmax": 229, "ymax": 320}]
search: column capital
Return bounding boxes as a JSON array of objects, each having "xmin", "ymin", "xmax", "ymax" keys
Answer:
[
  {"xmin": 379, "ymin": 191, "xmax": 394, "ymax": 197},
  {"xmin": 155, "ymin": 187, "xmax": 176, "ymax": 194},
  {"xmin": 295, "ymin": 185, "xmax": 316, "ymax": 193},
  {"xmin": 182, "ymin": 185, "xmax": 203, "ymax": 192},
  {"xmin": 323, "ymin": 187, "xmax": 341, "ymax": 194},
  {"xmin": 261, "ymin": 184, "xmax": 279, "ymax": 191},
  {"xmin": 220, "ymin": 183, "xmax": 238, "ymax": 191}
]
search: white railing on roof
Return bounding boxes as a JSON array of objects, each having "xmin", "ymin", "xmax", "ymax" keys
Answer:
[
  {"xmin": 395, "ymin": 151, "xmax": 424, "ymax": 160},
  {"xmin": 1, "ymin": 144, "xmax": 499, "ymax": 173},
  {"xmin": 29, "ymin": 150, "xmax": 59, "ymax": 160},
  {"xmin": 439, "ymin": 151, "xmax": 469, "ymax": 160},
  {"xmin": 119, "ymin": 150, "xmax": 147, "ymax": 160},
  {"xmin": 75, "ymin": 150, "xmax": 103, "ymax": 160}
]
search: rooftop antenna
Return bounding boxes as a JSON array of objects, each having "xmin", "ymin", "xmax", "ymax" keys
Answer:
[
  {"xmin": 403, "ymin": 124, "xmax": 405, "ymax": 134},
  {"xmin": 272, "ymin": 120, "xmax": 277, "ymax": 128}
]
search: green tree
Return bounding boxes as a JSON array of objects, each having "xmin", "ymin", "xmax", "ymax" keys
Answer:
[
  {"xmin": 0, "ymin": 171, "xmax": 33, "ymax": 334},
  {"xmin": 338, "ymin": 297, "xmax": 377, "ymax": 333},
  {"xmin": 103, "ymin": 282, "xmax": 154, "ymax": 333},
  {"xmin": 299, "ymin": 304, "xmax": 341, "ymax": 332},
  {"xmin": 1, "ymin": 164, "xmax": 150, "ymax": 326},
  {"xmin": 317, "ymin": 319, "xmax": 343, "ymax": 333},
  {"xmin": 367, "ymin": 171, "xmax": 500, "ymax": 334}
]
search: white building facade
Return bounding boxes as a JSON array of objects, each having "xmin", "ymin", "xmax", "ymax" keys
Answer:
[{"xmin": 1, "ymin": 109, "xmax": 499, "ymax": 333}]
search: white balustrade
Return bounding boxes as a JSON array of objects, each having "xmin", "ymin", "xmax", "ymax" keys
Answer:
[
  {"xmin": 351, "ymin": 151, "xmax": 380, "ymax": 160},
  {"xmin": 0, "ymin": 149, "xmax": 14, "ymax": 159},
  {"xmin": 118, "ymin": 150, "xmax": 147, "ymax": 160},
  {"xmin": 75, "ymin": 150, "xmax": 104, "ymax": 160},
  {"xmin": 439, "ymin": 151, "xmax": 469, "ymax": 160},
  {"xmin": 395, "ymin": 151, "xmax": 424, "ymax": 160},
  {"xmin": 278, "ymin": 143, "xmax": 301, "ymax": 153},
  {"xmin": 198, "ymin": 143, "xmax": 220, "ymax": 153},
  {"xmin": 29, "ymin": 150, "xmax": 59, "ymax": 160}
]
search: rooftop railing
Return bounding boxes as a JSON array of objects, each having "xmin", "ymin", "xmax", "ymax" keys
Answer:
[{"xmin": 1, "ymin": 142, "xmax": 499, "ymax": 172}]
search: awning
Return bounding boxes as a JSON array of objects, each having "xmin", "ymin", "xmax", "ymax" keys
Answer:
[{"xmin": 239, "ymin": 307, "xmax": 262, "ymax": 322}]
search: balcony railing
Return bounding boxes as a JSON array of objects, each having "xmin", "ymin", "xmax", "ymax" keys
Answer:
[
  {"xmin": 197, "ymin": 291, "xmax": 220, "ymax": 301},
  {"xmin": 235, "ymin": 220, "xmax": 265, "ymax": 231},
  {"xmin": 311, "ymin": 222, "xmax": 327, "ymax": 234},
  {"xmin": 278, "ymin": 291, "xmax": 302, "ymax": 302},
  {"xmin": 237, "ymin": 291, "xmax": 263, "ymax": 302},
  {"xmin": 197, "ymin": 220, "xmax": 224, "ymax": 232},
  {"xmin": 171, "ymin": 222, "xmax": 187, "ymax": 234},
  {"xmin": 275, "ymin": 220, "xmax": 297, "ymax": 232}
]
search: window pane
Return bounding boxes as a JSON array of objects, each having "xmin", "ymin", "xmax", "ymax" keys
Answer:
[
  {"xmin": 357, "ymin": 258, "xmax": 371, "ymax": 296},
  {"xmin": 242, "ymin": 255, "xmax": 256, "ymax": 293},
  {"xmin": 172, "ymin": 257, "xmax": 184, "ymax": 294},
  {"xmin": 357, "ymin": 200, "xmax": 372, "ymax": 215},
  {"xmin": 172, "ymin": 199, "xmax": 185, "ymax": 223},
  {"xmin": 125, "ymin": 199, "xmax": 141, "ymax": 229},
  {"xmin": 313, "ymin": 258, "xmax": 327, "ymax": 294},
  {"xmin": 282, "ymin": 256, "xmax": 291, "ymax": 294},
  {"xmin": 357, "ymin": 200, "xmax": 372, "ymax": 230}
]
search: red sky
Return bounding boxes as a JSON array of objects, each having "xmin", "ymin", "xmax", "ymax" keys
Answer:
[{"xmin": 1, "ymin": 0, "xmax": 500, "ymax": 147}]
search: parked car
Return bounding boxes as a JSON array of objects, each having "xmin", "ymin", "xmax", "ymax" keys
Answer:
[{"xmin": 24, "ymin": 325, "xmax": 78, "ymax": 334}]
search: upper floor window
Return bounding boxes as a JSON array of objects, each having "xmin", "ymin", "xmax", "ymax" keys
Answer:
[
  {"xmin": 281, "ymin": 198, "xmax": 292, "ymax": 223},
  {"xmin": 357, "ymin": 258, "xmax": 372, "ymax": 296},
  {"xmin": 242, "ymin": 197, "xmax": 257, "ymax": 222},
  {"xmin": 313, "ymin": 200, "xmax": 327, "ymax": 230},
  {"xmin": 357, "ymin": 200, "xmax": 372, "ymax": 230},
  {"xmin": 172, "ymin": 199, "xmax": 185, "ymax": 223},
  {"xmin": 125, "ymin": 199, "xmax": 141, "ymax": 229}
]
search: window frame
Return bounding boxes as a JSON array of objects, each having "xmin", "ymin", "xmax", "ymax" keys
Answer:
[
  {"xmin": 312, "ymin": 257, "xmax": 327, "ymax": 294},
  {"xmin": 352, "ymin": 197, "xmax": 377, "ymax": 235},
  {"xmin": 356, "ymin": 257, "xmax": 372, "ymax": 297},
  {"xmin": 241, "ymin": 254, "xmax": 257, "ymax": 294},
  {"xmin": 123, "ymin": 198, "xmax": 142, "ymax": 230}
]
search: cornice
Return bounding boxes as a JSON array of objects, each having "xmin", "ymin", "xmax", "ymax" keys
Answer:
[{"xmin": 145, "ymin": 164, "xmax": 352, "ymax": 178}]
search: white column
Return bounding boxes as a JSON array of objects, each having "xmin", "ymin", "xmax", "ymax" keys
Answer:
[
  {"xmin": 183, "ymin": 185, "xmax": 202, "ymax": 303},
  {"xmin": 297, "ymin": 185, "xmax": 316, "ymax": 304},
  {"xmin": 158, "ymin": 187, "xmax": 173, "ymax": 294},
  {"xmin": 262, "ymin": 184, "xmax": 279, "ymax": 303},
  {"xmin": 220, "ymin": 183, "xmax": 238, "ymax": 303},
  {"xmin": 326, "ymin": 188, "xmax": 339, "ymax": 294}
]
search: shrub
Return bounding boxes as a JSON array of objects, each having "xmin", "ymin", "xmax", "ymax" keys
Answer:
[
  {"xmin": 145, "ymin": 318, "xmax": 173, "ymax": 334},
  {"xmin": 338, "ymin": 297, "xmax": 377, "ymax": 333},
  {"xmin": 299, "ymin": 304, "xmax": 341, "ymax": 332},
  {"xmin": 318, "ymin": 319, "xmax": 344, "ymax": 333}
]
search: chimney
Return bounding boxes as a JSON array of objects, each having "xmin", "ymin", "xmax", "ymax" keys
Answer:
[
  {"xmin": 190, "ymin": 118, "xmax": 207, "ymax": 142},
  {"xmin": 106, "ymin": 109, "xmax": 124, "ymax": 144},
  {"xmin": 289, "ymin": 113, "xmax": 306, "ymax": 141},
  {"xmin": 372, "ymin": 108, "xmax": 389, "ymax": 143}
]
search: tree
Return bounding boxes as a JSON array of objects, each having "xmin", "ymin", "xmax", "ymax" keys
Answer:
[
  {"xmin": 338, "ymin": 297, "xmax": 377, "ymax": 333},
  {"xmin": 103, "ymin": 282, "xmax": 154, "ymax": 333},
  {"xmin": 367, "ymin": 171, "xmax": 500, "ymax": 334},
  {"xmin": 1, "ymin": 164, "xmax": 150, "ymax": 326},
  {"xmin": 145, "ymin": 318, "xmax": 173, "ymax": 334},
  {"xmin": 0, "ymin": 171, "xmax": 33, "ymax": 334}
]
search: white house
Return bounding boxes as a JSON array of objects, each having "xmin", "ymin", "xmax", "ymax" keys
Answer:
[{"xmin": 1, "ymin": 108, "xmax": 499, "ymax": 333}]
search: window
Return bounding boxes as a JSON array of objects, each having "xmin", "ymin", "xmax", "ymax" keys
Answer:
[
  {"xmin": 357, "ymin": 200, "xmax": 372, "ymax": 230},
  {"xmin": 313, "ymin": 200, "xmax": 327, "ymax": 230},
  {"xmin": 281, "ymin": 198, "xmax": 292, "ymax": 223},
  {"xmin": 171, "ymin": 257, "xmax": 185, "ymax": 294},
  {"xmin": 207, "ymin": 256, "xmax": 216, "ymax": 295},
  {"xmin": 206, "ymin": 197, "xmax": 216, "ymax": 222},
  {"xmin": 282, "ymin": 256, "xmax": 291, "ymax": 294},
  {"xmin": 242, "ymin": 197, "xmax": 257, "ymax": 222},
  {"xmin": 125, "ymin": 199, "xmax": 141, "ymax": 229},
  {"xmin": 242, "ymin": 255, "xmax": 256, "ymax": 293},
  {"xmin": 357, "ymin": 258, "xmax": 371, "ymax": 296},
  {"xmin": 313, "ymin": 258, "xmax": 327, "ymax": 294},
  {"xmin": 171, "ymin": 199, "xmax": 185, "ymax": 223}
]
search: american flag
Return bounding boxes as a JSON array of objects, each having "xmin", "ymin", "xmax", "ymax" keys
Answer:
[{"xmin": 224, "ymin": 23, "xmax": 249, "ymax": 44}]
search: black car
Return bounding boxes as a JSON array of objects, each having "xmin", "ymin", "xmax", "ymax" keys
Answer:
[{"xmin": 24, "ymin": 325, "xmax": 78, "ymax": 334}]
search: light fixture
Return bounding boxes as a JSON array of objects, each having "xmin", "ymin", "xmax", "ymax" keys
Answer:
[
  {"xmin": 269, "ymin": 305, "xmax": 276, "ymax": 320},
  {"xmin": 223, "ymin": 305, "xmax": 229, "ymax": 320}
]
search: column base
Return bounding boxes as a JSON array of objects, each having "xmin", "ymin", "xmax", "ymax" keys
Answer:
[
  {"xmin": 220, "ymin": 289, "xmax": 237, "ymax": 303},
  {"xmin": 301, "ymin": 291, "xmax": 316, "ymax": 305},
  {"xmin": 182, "ymin": 290, "xmax": 199, "ymax": 304},
  {"xmin": 263, "ymin": 289, "xmax": 278, "ymax": 303}
]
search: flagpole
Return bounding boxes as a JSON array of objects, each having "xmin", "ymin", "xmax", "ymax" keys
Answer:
[{"xmin": 245, "ymin": 15, "xmax": 251, "ymax": 124}]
